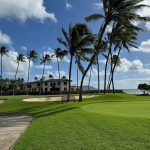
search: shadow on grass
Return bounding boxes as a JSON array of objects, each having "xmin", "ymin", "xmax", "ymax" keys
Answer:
[{"xmin": 19, "ymin": 103, "xmax": 77, "ymax": 118}]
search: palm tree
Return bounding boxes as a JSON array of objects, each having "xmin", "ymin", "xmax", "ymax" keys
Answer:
[
  {"xmin": 35, "ymin": 76, "xmax": 38, "ymax": 81},
  {"xmin": 57, "ymin": 23, "xmax": 95, "ymax": 100},
  {"xmin": 27, "ymin": 50, "xmax": 38, "ymax": 95},
  {"xmin": 107, "ymin": 23, "xmax": 142, "ymax": 92},
  {"xmin": 53, "ymin": 48, "xmax": 67, "ymax": 94},
  {"xmin": 13, "ymin": 53, "xmax": 26, "ymax": 95},
  {"xmin": 62, "ymin": 76, "xmax": 67, "ymax": 79},
  {"xmin": 40, "ymin": 54, "xmax": 51, "ymax": 95},
  {"xmin": 80, "ymin": 0, "xmax": 150, "ymax": 100},
  {"xmin": 49, "ymin": 74, "xmax": 53, "ymax": 79},
  {"xmin": 0, "ymin": 46, "xmax": 9, "ymax": 95}
]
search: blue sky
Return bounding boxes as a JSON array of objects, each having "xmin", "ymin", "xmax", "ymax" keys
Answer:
[{"xmin": 0, "ymin": 0, "xmax": 150, "ymax": 89}]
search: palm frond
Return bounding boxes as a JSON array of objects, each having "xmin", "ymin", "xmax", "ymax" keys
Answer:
[{"xmin": 85, "ymin": 14, "xmax": 105, "ymax": 22}]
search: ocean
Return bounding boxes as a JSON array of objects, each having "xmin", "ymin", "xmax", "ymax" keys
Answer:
[{"xmin": 123, "ymin": 89, "xmax": 144, "ymax": 95}]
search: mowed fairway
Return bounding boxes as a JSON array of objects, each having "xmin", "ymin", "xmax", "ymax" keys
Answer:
[
  {"xmin": 82, "ymin": 101, "xmax": 150, "ymax": 118},
  {"xmin": 0, "ymin": 94, "xmax": 150, "ymax": 150}
]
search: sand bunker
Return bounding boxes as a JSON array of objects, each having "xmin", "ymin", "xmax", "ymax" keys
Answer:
[
  {"xmin": 23, "ymin": 95, "xmax": 97, "ymax": 102},
  {"xmin": 0, "ymin": 100, "xmax": 5, "ymax": 104}
]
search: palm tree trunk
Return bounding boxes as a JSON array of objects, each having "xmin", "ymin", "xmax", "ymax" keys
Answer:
[
  {"xmin": 40, "ymin": 62, "xmax": 46, "ymax": 95},
  {"xmin": 0, "ymin": 55, "xmax": 2, "ymax": 96},
  {"xmin": 77, "ymin": 65, "xmax": 79, "ymax": 92},
  {"xmin": 110, "ymin": 49, "xmax": 114, "ymax": 93},
  {"xmin": 57, "ymin": 58, "xmax": 61, "ymax": 95},
  {"xmin": 88, "ymin": 66, "xmax": 92, "ymax": 92},
  {"xmin": 27, "ymin": 60, "xmax": 31, "ymax": 95},
  {"xmin": 68, "ymin": 54, "xmax": 73, "ymax": 100},
  {"xmin": 13, "ymin": 62, "xmax": 19, "ymax": 95},
  {"xmin": 97, "ymin": 55, "xmax": 100, "ymax": 93},
  {"xmin": 107, "ymin": 70, "xmax": 111, "ymax": 90},
  {"xmin": 109, "ymin": 46, "xmax": 122, "ymax": 91},
  {"xmin": 104, "ymin": 42, "xmax": 112, "ymax": 94},
  {"xmin": 0, "ymin": 55, "xmax": 2, "ymax": 79},
  {"xmin": 79, "ymin": 21, "xmax": 109, "ymax": 102}
]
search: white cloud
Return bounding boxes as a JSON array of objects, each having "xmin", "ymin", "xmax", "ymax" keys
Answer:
[
  {"xmin": 2, "ymin": 50, "xmax": 33, "ymax": 80},
  {"xmin": 112, "ymin": 78, "xmax": 150, "ymax": 89},
  {"xmin": 93, "ymin": 2, "xmax": 103, "ymax": 9},
  {"xmin": 34, "ymin": 65, "xmax": 52, "ymax": 70},
  {"xmin": 21, "ymin": 46, "xmax": 27, "ymax": 51},
  {"xmin": 0, "ymin": 30, "xmax": 12, "ymax": 45},
  {"xmin": 87, "ymin": 67, "xmax": 105, "ymax": 77},
  {"xmin": 105, "ymin": 25, "xmax": 113, "ymax": 33},
  {"xmin": 116, "ymin": 58, "xmax": 150, "ymax": 75},
  {"xmin": 99, "ymin": 59, "xmax": 106, "ymax": 64},
  {"xmin": 135, "ymin": 0, "xmax": 150, "ymax": 30},
  {"xmin": 132, "ymin": 39, "xmax": 150, "ymax": 53},
  {"xmin": 0, "ymin": 0, "xmax": 57, "ymax": 23},
  {"xmin": 65, "ymin": 0, "xmax": 72, "ymax": 10}
]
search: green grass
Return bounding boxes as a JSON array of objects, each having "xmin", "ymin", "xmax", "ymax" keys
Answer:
[
  {"xmin": 82, "ymin": 101, "xmax": 150, "ymax": 118},
  {"xmin": 0, "ymin": 94, "xmax": 150, "ymax": 150}
]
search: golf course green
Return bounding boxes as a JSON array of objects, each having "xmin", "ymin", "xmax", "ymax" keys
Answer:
[{"xmin": 82, "ymin": 101, "xmax": 150, "ymax": 118}]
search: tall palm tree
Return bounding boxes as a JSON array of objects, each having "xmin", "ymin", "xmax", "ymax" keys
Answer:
[
  {"xmin": 0, "ymin": 46, "xmax": 9, "ymax": 95},
  {"xmin": 79, "ymin": 0, "xmax": 150, "ymax": 101},
  {"xmin": 57, "ymin": 23, "xmax": 95, "ymax": 100},
  {"xmin": 53, "ymin": 48, "xmax": 67, "ymax": 94},
  {"xmin": 40, "ymin": 54, "xmax": 51, "ymax": 95},
  {"xmin": 27, "ymin": 50, "xmax": 38, "ymax": 95},
  {"xmin": 13, "ymin": 53, "xmax": 26, "ymax": 95},
  {"xmin": 107, "ymin": 23, "xmax": 142, "ymax": 92}
]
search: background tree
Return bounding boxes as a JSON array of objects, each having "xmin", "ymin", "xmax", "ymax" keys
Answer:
[
  {"xmin": 49, "ymin": 74, "xmax": 53, "ymax": 79},
  {"xmin": 13, "ymin": 53, "xmax": 26, "ymax": 95},
  {"xmin": 27, "ymin": 50, "xmax": 38, "ymax": 95},
  {"xmin": 40, "ymin": 54, "xmax": 51, "ymax": 95},
  {"xmin": 0, "ymin": 46, "xmax": 9, "ymax": 95},
  {"xmin": 53, "ymin": 48, "xmax": 67, "ymax": 94},
  {"xmin": 138, "ymin": 83, "xmax": 150, "ymax": 95}
]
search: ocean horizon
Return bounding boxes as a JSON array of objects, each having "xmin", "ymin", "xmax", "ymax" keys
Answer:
[{"xmin": 123, "ymin": 89, "xmax": 145, "ymax": 95}]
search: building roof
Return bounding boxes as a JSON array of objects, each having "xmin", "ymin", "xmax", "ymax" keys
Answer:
[{"xmin": 29, "ymin": 79, "xmax": 70, "ymax": 84}]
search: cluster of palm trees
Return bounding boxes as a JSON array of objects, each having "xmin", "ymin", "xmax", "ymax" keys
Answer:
[{"xmin": 0, "ymin": 0, "xmax": 150, "ymax": 101}]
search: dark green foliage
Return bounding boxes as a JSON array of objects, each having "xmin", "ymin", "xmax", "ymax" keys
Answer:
[{"xmin": 138, "ymin": 83, "xmax": 150, "ymax": 94}]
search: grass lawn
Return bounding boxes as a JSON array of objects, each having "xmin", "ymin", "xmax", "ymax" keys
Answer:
[{"xmin": 0, "ymin": 94, "xmax": 150, "ymax": 150}]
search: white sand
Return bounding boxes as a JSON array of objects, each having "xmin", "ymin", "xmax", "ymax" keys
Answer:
[
  {"xmin": 23, "ymin": 95, "xmax": 97, "ymax": 102},
  {"xmin": 0, "ymin": 100, "xmax": 5, "ymax": 104}
]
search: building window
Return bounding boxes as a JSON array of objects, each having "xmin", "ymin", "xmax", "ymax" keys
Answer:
[
  {"xmin": 45, "ymin": 88, "xmax": 47, "ymax": 92},
  {"xmin": 64, "ymin": 82, "xmax": 67, "ymax": 85},
  {"xmin": 37, "ymin": 83, "xmax": 40, "ymax": 86},
  {"xmin": 64, "ymin": 88, "xmax": 67, "ymax": 91},
  {"xmin": 45, "ymin": 82, "xmax": 48, "ymax": 86}
]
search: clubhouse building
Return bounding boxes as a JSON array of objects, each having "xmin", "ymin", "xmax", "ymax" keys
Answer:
[{"xmin": 28, "ymin": 79, "xmax": 70, "ymax": 93}]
